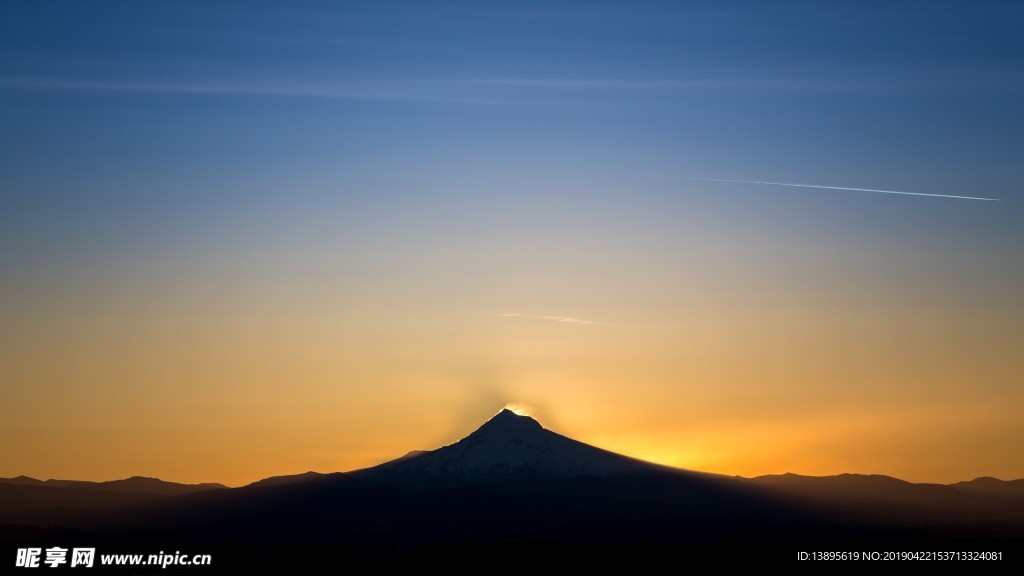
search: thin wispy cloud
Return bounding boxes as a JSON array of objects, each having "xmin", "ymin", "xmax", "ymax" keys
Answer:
[
  {"xmin": 498, "ymin": 313, "xmax": 607, "ymax": 326},
  {"xmin": 4, "ymin": 75, "xmax": 722, "ymax": 104},
  {"xmin": 0, "ymin": 76, "xmax": 486, "ymax": 104},
  {"xmin": 457, "ymin": 75, "xmax": 915, "ymax": 93},
  {"xmin": 5, "ymin": 66, "xmax": 1017, "ymax": 105},
  {"xmin": 0, "ymin": 75, "xmax": 824, "ymax": 102}
]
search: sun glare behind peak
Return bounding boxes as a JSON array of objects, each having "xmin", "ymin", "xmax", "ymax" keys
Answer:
[{"xmin": 501, "ymin": 402, "xmax": 534, "ymax": 417}]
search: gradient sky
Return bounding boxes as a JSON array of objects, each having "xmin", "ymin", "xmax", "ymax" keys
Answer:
[{"xmin": 2, "ymin": 1, "xmax": 1023, "ymax": 486}]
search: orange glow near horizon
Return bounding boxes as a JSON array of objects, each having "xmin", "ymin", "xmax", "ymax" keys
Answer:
[{"xmin": 2, "ymin": 178, "xmax": 1021, "ymax": 488}]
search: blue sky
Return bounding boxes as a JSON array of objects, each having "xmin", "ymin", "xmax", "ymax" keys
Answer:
[{"xmin": 3, "ymin": 1, "xmax": 1022, "ymax": 262}]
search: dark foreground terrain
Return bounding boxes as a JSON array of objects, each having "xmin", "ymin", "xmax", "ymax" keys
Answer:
[{"xmin": 3, "ymin": 411, "xmax": 1021, "ymax": 570}]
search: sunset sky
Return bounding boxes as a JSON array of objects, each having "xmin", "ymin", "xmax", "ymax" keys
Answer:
[{"xmin": 2, "ymin": 1, "xmax": 1023, "ymax": 486}]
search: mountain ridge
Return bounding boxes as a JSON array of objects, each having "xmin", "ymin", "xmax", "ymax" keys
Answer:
[
  {"xmin": 6, "ymin": 410, "xmax": 1022, "ymax": 490},
  {"xmin": 0, "ymin": 475, "xmax": 226, "ymax": 495}
]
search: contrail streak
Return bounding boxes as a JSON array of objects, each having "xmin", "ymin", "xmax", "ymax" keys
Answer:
[{"xmin": 683, "ymin": 177, "xmax": 999, "ymax": 201}]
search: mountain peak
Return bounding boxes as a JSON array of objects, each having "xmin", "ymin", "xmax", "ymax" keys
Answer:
[
  {"xmin": 354, "ymin": 407, "xmax": 659, "ymax": 484},
  {"xmin": 474, "ymin": 409, "xmax": 544, "ymax": 436}
]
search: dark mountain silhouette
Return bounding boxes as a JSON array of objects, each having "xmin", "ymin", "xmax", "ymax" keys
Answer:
[
  {"xmin": 748, "ymin": 472, "xmax": 1024, "ymax": 523},
  {"xmin": 950, "ymin": 476, "xmax": 1024, "ymax": 498},
  {"xmin": 350, "ymin": 409, "xmax": 677, "ymax": 486},
  {"xmin": 245, "ymin": 471, "xmax": 342, "ymax": 488},
  {"xmin": 0, "ymin": 475, "xmax": 226, "ymax": 496},
  {"xmin": 1, "ymin": 409, "xmax": 1022, "ymax": 569},
  {"xmin": 0, "ymin": 484, "xmax": 161, "ymax": 516},
  {"xmin": 0, "ymin": 475, "xmax": 48, "ymax": 486},
  {"xmin": 750, "ymin": 472, "xmax": 956, "ymax": 504},
  {"xmin": 0, "ymin": 476, "xmax": 228, "ymax": 532}
]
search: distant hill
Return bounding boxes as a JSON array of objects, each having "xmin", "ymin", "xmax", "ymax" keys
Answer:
[
  {"xmin": 0, "ymin": 475, "xmax": 226, "ymax": 496},
  {"xmin": 0, "ymin": 483, "xmax": 161, "ymax": 515},
  {"xmin": 245, "ymin": 471, "xmax": 348, "ymax": 488},
  {"xmin": 950, "ymin": 476, "xmax": 1024, "ymax": 498},
  {"xmin": 749, "ymin": 472, "xmax": 953, "ymax": 502}
]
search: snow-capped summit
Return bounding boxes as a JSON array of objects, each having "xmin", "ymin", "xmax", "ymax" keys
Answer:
[
  {"xmin": 473, "ymin": 408, "xmax": 545, "ymax": 436},
  {"xmin": 353, "ymin": 408, "xmax": 661, "ymax": 483}
]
